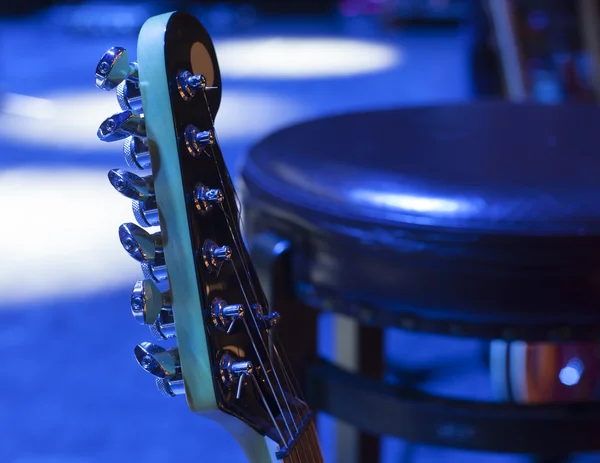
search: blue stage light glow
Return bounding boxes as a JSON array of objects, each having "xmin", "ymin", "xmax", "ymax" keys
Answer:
[{"xmin": 215, "ymin": 37, "xmax": 400, "ymax": 79}]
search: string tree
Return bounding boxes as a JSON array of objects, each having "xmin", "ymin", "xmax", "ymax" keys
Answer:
[
  {"xmin": 95, "ymin": 46, "xmax": 138, "ymax": 91},
  {"xmin": 252, "ymin": 303, "xmax": 281, "ymax": 330},
  {"xmin": 176, "ymin": 70, "xmax": 217, "ymax": 101}
]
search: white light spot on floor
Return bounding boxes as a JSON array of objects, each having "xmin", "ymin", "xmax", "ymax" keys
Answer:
[
  {"xmin": 0, "ymin": 168, "xmax": 141, "ymax": 307},
  {"xmin": 215, "ymin": 37, "xmax": 400, "ymax": 78},
  {"xmin": 0, "ymin": 90, "xmax": 305, "ymax": 150}
]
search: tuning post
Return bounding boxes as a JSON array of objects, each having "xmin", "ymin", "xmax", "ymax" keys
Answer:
[
  {"xmin": 219, "ymin": 353, "xmax": 253, "ymax": 400},
  {"xmin": 194, "ymin": 183, "xmax": 223, "ymax": 213},
  {"xmin": 95, "ymin": 47, "xmax": 138, "ymax": 90},
  {"xmin": 123, "ymin": 136, "xmax": 151, "ymax": 170},
  {"xmin": 252, "ymin": 303, "xmax": 281, "ymax": 330},
  {"xmin": 184, "ymin": 124, "xmax": 214, "ymax": 156},
  {"xmin": 149, "ymin": 310, "xmax": 177, "ymax": 340},
  {"xmin": 130, "ymin": 279, "xmax": 171, "ymax": 325},
  {"xmin": 202, "ymin": 239, "xmax": 232, "ymax": 273},
  {"xmin": 211, "ymin": 298, "xmax": 244, "ymax": 334},
  {"xmin": 176, "ymin": 70, "xmax": 217, "ymax": 101},
  {"xmin": 118, "ymin": 222, "xmax": 162, "ymax": 262},
  {"xmin": 98, "ymin": 110, "xmax": 145, "ymax": 142}
]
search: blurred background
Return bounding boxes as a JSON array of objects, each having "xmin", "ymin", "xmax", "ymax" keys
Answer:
[{"xmin": 2, "ymin": 1, "xmax": 600, "ymax": 462}]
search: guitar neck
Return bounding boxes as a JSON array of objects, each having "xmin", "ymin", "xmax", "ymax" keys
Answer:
[{"xmin": 283, "ymin": 419, "xmax": 324, "ymax": 463}]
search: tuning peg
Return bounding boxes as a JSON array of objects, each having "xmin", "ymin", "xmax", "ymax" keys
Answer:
[
  {"xmin": 184, "ymin": 124, "xmax": 214, "ymax": 156},
  {"xmin": 211, "ymin": 298, "xmax": 244, "ymax": 333},
  {"xmin": 176, "ymin": 71, "xmax": 217, "ymax": 101},
  {"xmin": 149, "ymin": 310, "xmax": 176, "ymax": 340},
  {"xmin": 116, "ymin": 79, "xmax": 143, "ymax": 115},
  {"xmin": 141, "ymin": 257, "xmax": 168, "ymax": 283},
  {"xmin": 134, "ymin": 342, "xmax": 180, "ymax": 379},
  {"xmin": 123, "ymin": 136, "xmax": 151, "ymax": 170},
  {"xmin": 194, "ymin": 183, "xmax": 223, "ymax": 213},
  {"xmin": 219, "ymin": 353, "xmax": 253, "ymax": 400},
  {"xmin": 130, "ymin": 279, "xmax": 171, "ymax": 325},
  {"xmin": 156, "ymin": 377, "xmax": 185, "ymax": 397},
  {"xmin": 202, "ymin": 239, "xmax": 232, "ymax": 272},
  {"xmin": 108, "ymin": 169, "xmax": 153, "ymax": 201},
  {"xmin": 97, "ymin": 110, "xmax": 145, "ymax": 142},
  {"xmin": 118, "ymin": 222, "xmax": 161, "ymax": 262},
  {"xmin": 95, "ymin": 47, "xmax": 138, "ymax": 91}
]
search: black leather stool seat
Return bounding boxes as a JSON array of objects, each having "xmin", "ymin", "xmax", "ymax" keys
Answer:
[{"xmin": 240, "ymin": 102, "xmax": 600, "ymax": 341}]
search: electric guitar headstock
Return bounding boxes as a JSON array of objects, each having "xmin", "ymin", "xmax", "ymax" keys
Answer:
[{"xmin": 94, "ymin": 11, "xmax": 323, "ymax": 462}]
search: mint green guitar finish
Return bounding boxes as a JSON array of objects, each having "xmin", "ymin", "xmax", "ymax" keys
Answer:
[{"xmin": 137, "ymin": 12, "xmax": 278, "ymax": 462}]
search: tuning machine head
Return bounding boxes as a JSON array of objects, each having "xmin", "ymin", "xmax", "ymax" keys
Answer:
[
  {"xmin": 134, "ymin": 342, "xmax": 180, "ymax": 379},
  {"xmin": 98, "ymin": 110, "xmax": 145, "ymax": 142},
  {"xmin": 117, "ymin": 79, "xmax": 143, "ymax": 115},
  {"xmin": 108, "ymin": 169, "xmax": 153, "ymax": 201},
  {"xmin": 123, "ymin": 136, "xmax": 151, "ymax": 171},
  {"xmin": 118, "ymin": 222, "xmax": 161, "ymax": 262},
  {"xmin": 202, "ymin": 239, "xmax": 232, "ymax": 273},
  {"xmin": 130, "ymin": 279, "xmax": 171, "ymax": 325},
  {"xmin": 95, "ymin": 47, "xmax": 138, "ymax": 91}
]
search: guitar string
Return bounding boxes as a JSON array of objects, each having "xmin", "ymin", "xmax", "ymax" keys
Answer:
[
  {"xmin": 272, "ymin": 342, "xmax": 316, "ymax": 463},
  {"xmin": 201, "ymin": 102, "xmax": 305, "ymax": 435},
  {"xmin": 219, "ymin": 202, "xmax": 302, "ymax": 431},
  {"xmin": 201, "ymin": 94, "xmax": 302, "ymax": 434},
  {"xmin": 273, "ymin": 344, "xmax": 315, "ymax": 461},
  {"xmin": 239, "ymin": 314, "xmax": 293, "ymax": 441},
  {"xmin": 218, "ymin": 170, "xmax": 315, "ymax": 463},
  {"xmin": 249, "ymin": 372, "xmax": 287, "ymax": 448},
  {"xmin": 227, "ymin": 189, "xmax": 305, "ymax": 426},
  {"xmin": 202, "ymin": 90, "xmax": 312, "ymax": 462}
]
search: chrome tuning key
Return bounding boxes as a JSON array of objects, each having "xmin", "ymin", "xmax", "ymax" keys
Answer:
[
  {"xmin": 211, "ymin": 298, "xmax": 244, "ymax": 334},
  {"xmin": 134, "ymin": 342, "xmax": 185, "ymax": 397},
  {"xmin": 176, "ymin": 71, "xmax": 216, "ymax": 101},
  {"xmin": 123, "ymin": 136, "xmax": 151, "ymax": 170},
  {"xmin": 95, "ymin": 47, "xmax": 138, "ymax": 91},
  {"xmin": 108, "ymin": 169, "xmax": 158, "ymax": 227},
  {"xmin": 108, "ymin": 169, "xmax": 153, "ymax": 201},
  {"xmin": 116, "ymin": 79, "xmax": 143, "ymax": 115},
  {"xmin": 98, "ymin": 110, "xmax": 145, "ymax": 142},
  {"xmin": 219, "ymin": 352, "xmax": 253, "ymax": 400},
  {"xmin": 202, "ymin": 239, "xmax": 231, "ymax": 272},
  {"xmin": 118, "ymin": 222, "xmax": 162, "ymax": 262},
  {"xmin": 184, "ymin": 124, "xmax": 214, "ymax": 156},
  {"xmin": 141, "ymin": 259, "xmax": 168, "ymax": 283},
  {"xmin": 149, "ymin": 311, "xmax": 176, "ymax": 341},
  {"xmin": 194, "ymin": 183, "xmax": 223, "ymax": 213},
  {"xmin": 130, "ymin": 279, "xmax": 171, "ymax": 325}
]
